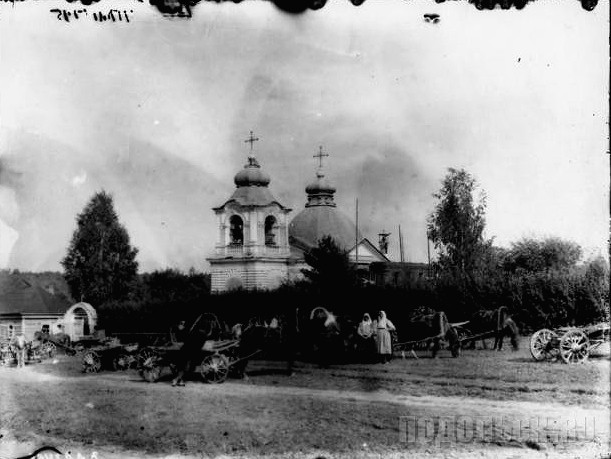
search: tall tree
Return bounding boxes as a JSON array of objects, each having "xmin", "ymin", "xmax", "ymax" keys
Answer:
[
  {"xmin": 62, "ymin": 191, "xmax": 139, "ymax": 306},
  {"xmin": 427, "ymin": 168, "xmax": 488, "ymax": 274},
  {"xmin": 302, "ymin": 236, "xmax": 357, "ymax": 293}
]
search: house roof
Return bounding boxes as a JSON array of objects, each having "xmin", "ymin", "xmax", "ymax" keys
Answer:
[
  {"xmin": 347, "ymin": 238, "xmax": 390, "ymax": 264},
  {"xmin": 0, "ymin": 272, "xmax": 72, "ymax": 315}
]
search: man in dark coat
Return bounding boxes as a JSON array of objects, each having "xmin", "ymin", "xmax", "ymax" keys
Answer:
[{"xmin": 171, "ymin": 314, "xmax": 219, "ymax": 387}]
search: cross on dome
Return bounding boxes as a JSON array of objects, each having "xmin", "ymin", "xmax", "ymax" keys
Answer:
[
  {"xmin": 244, "ymin": 130, "xmax": 260, "ymax": 153},
  {"xmin": 313, "ymin": 145, "xmax": 329, "ymax": 168}
]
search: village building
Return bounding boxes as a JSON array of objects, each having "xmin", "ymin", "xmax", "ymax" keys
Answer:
[{"xmin": 0, "ymin": 271, "xmax": 97, "ymax": 341}]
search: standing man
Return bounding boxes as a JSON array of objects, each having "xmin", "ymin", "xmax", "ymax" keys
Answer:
[
  {"xmin": 171, "ymin": 314, "xmax": 218, "ymax": 387},
  {"xmin": 12, "ymin": 332, "xmax": 27, "ymax": 368}
]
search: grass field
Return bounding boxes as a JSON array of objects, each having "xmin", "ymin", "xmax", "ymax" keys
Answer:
[{"xmin": 0, "ymin": 338, "xmax": 609, "ymax": 458}]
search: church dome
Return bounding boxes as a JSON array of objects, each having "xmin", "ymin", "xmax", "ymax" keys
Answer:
[
  {"xmin": 289, "ymin": 166, "xmax": 360, "ymax": 251},
  {"xmin": 305, "ymin": 169, "xmax": 336, "ymax": 195},
  {"xmin": 289, "ymin": 206, "xmax": 361, "ymax": 251},
  {"xmin": 234, "ymin": 155, "xmax": 271, "ymax": 187}
]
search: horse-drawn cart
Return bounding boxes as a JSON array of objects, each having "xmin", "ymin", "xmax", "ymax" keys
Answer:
[
  {"xmin": 138, "ymin": 339, "xmax": 242, "ymax": 384},
  {"xmin": 529, "ymin": 322, "xmax": 610, "ymax": 364}
]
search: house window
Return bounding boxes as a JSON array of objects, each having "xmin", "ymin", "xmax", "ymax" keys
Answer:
[
  {"xmin": 229, "ymin": 216, "xmax": 244, "ymax": 245},
  {"xmin": 41, "ymin": 324, "xmax": 50, "ymax": 335},
  {"xmin": 264, "ymin": 216, "xmax": 277, "ymax": 246}
]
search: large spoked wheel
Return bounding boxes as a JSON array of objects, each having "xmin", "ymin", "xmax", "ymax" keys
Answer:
[
  {"xmin": 140, "ymin": 362, "xmax": 162, "ymax": 382},
  {"xmin": 136, "ymin": 347, "xmax": 158, "ymax": 367},
  {"xmin": 559, "ymin": 330, "xmax": 590, "ymax": 364},
  {"xmin": 200, "ymin": 353, "xmax": 229, "ymax": 384},
  {"xmin": 40, "ymin": 341, "xmax": 56, "ymax": 359},
  {"xmin": 139, "ymin": 355, "xmax": 163, "ymax": 382},
  {"xmin": 82, "ymin": 351, "xmax": 102, "ymax": 373},
  {"xmin": 529, "ymin": 329, "xmax": 557, "ymax": 361}
]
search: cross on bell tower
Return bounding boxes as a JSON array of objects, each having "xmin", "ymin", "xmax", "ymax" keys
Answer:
[{"xmin": 313, "ymin": 145, "xmax": 329, "ymax": 168}]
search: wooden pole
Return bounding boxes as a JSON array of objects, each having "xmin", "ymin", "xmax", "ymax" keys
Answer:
[
  {"xmin": 355, "ymin": 198, "xmax": 359, "ymax": 266},
  {"xmin": 399, "ymin": 225, "xmax": 404, "ymax": 263},
  {"xmin": 427, "ymin": 232, "xmax": 431, "ymax": 277}
]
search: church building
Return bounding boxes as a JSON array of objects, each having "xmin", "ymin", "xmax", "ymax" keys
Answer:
[{"xmin": 207, "ymin": 134, "xmax": 390, "ymax": 293}]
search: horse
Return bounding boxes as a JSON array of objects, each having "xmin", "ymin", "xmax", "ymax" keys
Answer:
[
  {"xmin": 231, "ymin": 315, "xmax": 296, "ymax": 379},
  {"xmin": 305, "ymin": 307, "xmax": 347, "ymax": 366},
  {"xmin": 400, "ymin": 310, "xmax": 460, "ymax": 358},
  {"xmin": 466, "ymin": 306, "xmax": 519, "ymax": 351}
]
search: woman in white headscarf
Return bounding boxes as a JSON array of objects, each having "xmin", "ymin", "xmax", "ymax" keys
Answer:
[
  {"xmin": 357, "ymin": 313, "xmax": 373, "ymax": 339},
  {"xmin": 374, "ymin": 311, "xmax": 395, "ymax": 363}
]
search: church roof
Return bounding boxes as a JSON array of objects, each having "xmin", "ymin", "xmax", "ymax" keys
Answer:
[
  {"xmin": 213, "ymin": 153, "xmax": 289, "ymax": 211},
  {"xmin": 0, "ymin": 272, "xmax": 71, "ymax": 315},
  {"xmin": 216, "ymin": 187, "xmax": 288, "ymax": 209},
  {"xmin": 289, "ymin": 205, "xmax": 361, "ymax": 251}
]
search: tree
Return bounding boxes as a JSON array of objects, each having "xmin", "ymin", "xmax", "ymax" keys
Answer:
[
  {"xmin": 62, "ymin": 191, "xmax": 139, "ymax": 306},
  {"xmin": 503, "ymin": 237, "xmax": 582, "ymax": 273},
  {"xmin": 427, "ymin": 168, "xmax": 488, "ymax": 274},
  {"xmin": 302, "ymin": 236, "xmax": 358, "ymax": 293}
]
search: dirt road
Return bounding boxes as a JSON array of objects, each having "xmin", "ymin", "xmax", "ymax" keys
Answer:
[{"xmin": 0, "ymin": 346, "xmax": 609, "ymax": 458}]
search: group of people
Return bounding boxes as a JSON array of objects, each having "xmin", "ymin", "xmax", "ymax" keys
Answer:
[{"xmin": 356, "ymin": 310, "xmax": 396, "ymax": 363}]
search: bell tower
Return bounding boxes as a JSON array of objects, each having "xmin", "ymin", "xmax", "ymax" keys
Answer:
[{"xmin": 207, "ymin": 132, "xmax": 293, "ymax": 292}]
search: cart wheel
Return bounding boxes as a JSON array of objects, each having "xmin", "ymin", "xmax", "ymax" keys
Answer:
[
  {"xmin": 200, "ymin": 353, "xmax": 229, "ymax": 384},
  {"xmin": 41, "ymin": 342, "xmax": 56, "ymax": 359},
  {"xmin": 559, "ymin": 330, "xmax": 589, "ymax": 364},
  {"xmin": 140, "ymin": 360, "xmax": 162, "ymax": 383},
  {"xmin": 113, "ymin": 353, "xmax": 131, "ymax": 371},
  {"xmin": 530, "ymin": 329, "xmax": 556, "ymax": 361},
  {"xmin": 137, "ymin": 347, "xmax": 156, "ymax": 362},
  {"xmin": 82, "ymin": 351, "xmax": 102, "ymax": 373},
  {"xmin": 529, "ymin": 329, "xmax": 557, "ymax": 361}
]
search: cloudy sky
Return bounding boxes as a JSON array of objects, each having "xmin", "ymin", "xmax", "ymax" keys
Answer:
[{"xmin": 0, "ymin": 0, "xmax": 608, "ymax": 272}]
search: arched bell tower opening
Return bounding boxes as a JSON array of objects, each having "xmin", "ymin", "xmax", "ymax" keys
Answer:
[
  {"xmin": 265, "ymin": 216, "xmax": 278, "ymax": 246},
  {"xmin": 229, "ymin": 215, "xmax": 244, "ymax": 245}
]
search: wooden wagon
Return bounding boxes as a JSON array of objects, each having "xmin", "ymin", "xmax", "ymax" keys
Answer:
[
  {"xmin": 81, "ymin": 341, "xmax": 143, "ymax": 372},
  {"xmin": 529, "ymin": 322, "xmax": 610, "ymax": 364},
  {"xmin": 138, "ymin": 339, "xmax": 243, "ymax": 384}
]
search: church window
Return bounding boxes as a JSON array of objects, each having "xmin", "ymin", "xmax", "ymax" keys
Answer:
[
  {"xmin": 229, "ymin": 216, "xmax": 244, "ymax": 245},
  {"xmin": 264, "ymin": 216, "xmax": 277, "ymax": 246}
]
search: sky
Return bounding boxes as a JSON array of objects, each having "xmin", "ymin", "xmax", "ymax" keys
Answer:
[{"xmin": 0, "ymin": 0, "xmax": 609, "ymax": 273}]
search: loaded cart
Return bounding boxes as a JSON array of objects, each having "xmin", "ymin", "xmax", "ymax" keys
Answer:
[
  {"xmin": 530, "ymin": 322, "xmax": 610, "ymax": 364},
  {"xmin": 81, "ymin": 340, "xmax": 142, "ymax": 372},
  {"xmin": 138, "ymin": 339, "xmax": 244, "ymax": 384}
]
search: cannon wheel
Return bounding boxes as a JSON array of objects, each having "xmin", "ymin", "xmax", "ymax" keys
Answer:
[
  {"xmin": 529, "ymin": 328, "xmax": 557, "ymax": 361},
  {"xmin": 40, "ymin": 341, "xmax": 56, "ymax": 359},
  {"xmin": 200, "ymin": 353, "xmax": 229, "ymax": 384},
  {"xmin": 82, "ymin": 351, "xmax": 102, "ymax": 373},
  {"xmin": 140, "ymin": 355, "xmax": 163, "ymax": 382},
  {"xmin": 559, "ymin": 330, "xmax": 590, "ymax": 364},
  {"xmin": 112, "ymin": 353, "xmax": 132, "ymax": 371}
]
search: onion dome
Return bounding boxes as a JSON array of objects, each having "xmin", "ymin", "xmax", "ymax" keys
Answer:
[
  {"xmin": 234, "ymin": 155, "xmax": 271, "ymax": 188},
  {"xmin": 304, "ymin": 168, "xmax": 336, "ymax": 207}
]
